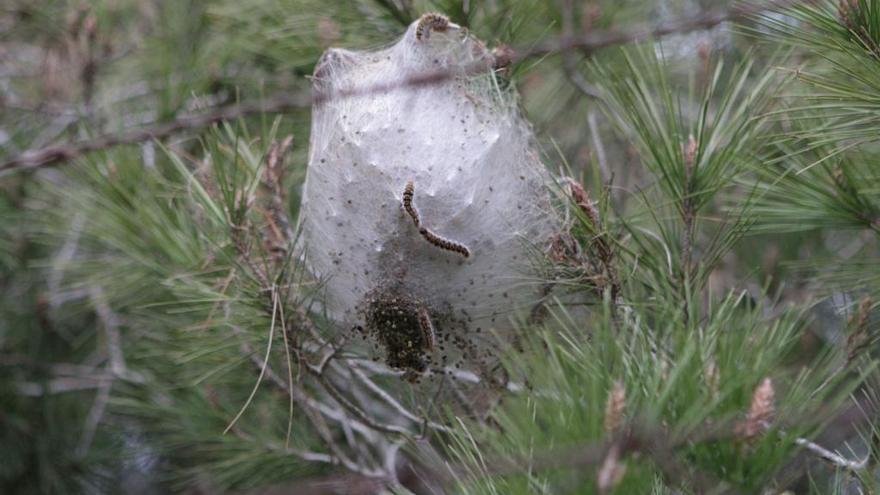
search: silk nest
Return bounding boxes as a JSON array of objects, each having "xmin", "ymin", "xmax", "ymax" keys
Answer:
[{"xmin": 299, "ymin": 14, "xmax": 562, "ymax": 377}]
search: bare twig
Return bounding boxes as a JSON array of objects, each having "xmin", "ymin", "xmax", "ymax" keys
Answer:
[
  {"xmin": 206, "ymin": 385, "xmax": 367, "ymax": 471},
  {"xmin": 75, "ymin": 286, "xmax": 141, "ymax": 457},
  {"xmin": 228, "ymin": 318, "xmax": 386, "ymax": 475},
  {"xmin": 312, "ymin": 370, "xmax": 414, "ymax": 437},
  {"xmin": 348, "ymin": 363, "xmax": 451, "ymax": 433},
  {"xmin": 75, "ymin": 376, "xmax": 111, "ymax": 458},
  {"xmin": 16, "ymin": 375, "xmax": 110, "ymax": 396},
  {"xmin": 89, "ymin": 287, "xmax": 127, "ymax": 378},
  {"xmin": 794, "ymin": 437, "xmax": 870, "ymax": 471},
  {"xmin": 228, "ymin": 321, "xmax": 377, "ymax": 442},
  {"xmin": 1, "ymin": 93, "xmax": 308, "ymax": 174}
]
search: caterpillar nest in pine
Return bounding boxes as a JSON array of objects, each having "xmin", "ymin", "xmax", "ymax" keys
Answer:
[{"xmin": 299, "ymin": 13, "xmax": 561, "ymax": 379}]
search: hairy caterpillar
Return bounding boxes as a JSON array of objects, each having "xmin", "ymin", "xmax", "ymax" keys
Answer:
[
  {"xmin": 419, "ymin": 226, "xmax": 471, "ymax": 258},
  {"xmin": 402, "ymin": 180, "xmax": 420, "ymax": 226},
  {"xmin": 417, "ymin": 307, "xmax": 436, "ymax": 351},
  {"xmin": 415, "ymin": 13, "xmax": 450, "ymax": 41},
  {"xmin": 402, "ymin": 180, "xmax": 471, "ymax": 258}
]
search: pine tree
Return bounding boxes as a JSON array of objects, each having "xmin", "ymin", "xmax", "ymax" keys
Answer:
[{"xmin": 1, "ymin": 1, "xmax": 879, "ymax": 494}]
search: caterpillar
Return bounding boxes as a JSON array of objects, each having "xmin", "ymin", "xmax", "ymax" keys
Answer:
[
  {"xmin": 419, "ymin": 226, "xmax": 471, "ymax": 258},
  {"xmin": 402, "ymin": 180, "xmax": 420, "ymax": 226},
  {"xmin": 401, "ymin": 180, "xmax": 471, "ymax": 258},
  {"xmin": 415, "ymin": 13, "xmax": 450, "ymax": 41},
  {"xmin": 417, "ymin": 307, "xmax": 436, "ymax": 351}
]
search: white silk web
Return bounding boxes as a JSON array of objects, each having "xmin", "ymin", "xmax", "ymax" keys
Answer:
[{"xmin": 299, "ymin": 14, "xmax": 561, "ymax": 377}]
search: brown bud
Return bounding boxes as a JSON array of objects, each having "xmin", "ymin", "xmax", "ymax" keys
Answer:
[
  {"xmin": 569, "ymin": 179, "xmax": 602, "ymax": 232},
  {"xmin": 838, "ymin": 0, "xmax": 860, "ymax": 31},
  {"xmin": 264, "ymin": 135, "xmax": 294, "ymax": 189},
  {"xmin": 736, "ymin": 377, "xmax": 775, "ymax": 443},
  {"xmin": 683, "ymin": 134, "xmax": 697, "ymax": 174},
  {"xmin": 604, "ymin": 381, "xmax": 626, "ymax": 436}
]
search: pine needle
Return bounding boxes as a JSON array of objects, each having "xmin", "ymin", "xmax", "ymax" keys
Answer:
[
  {"xmin": 278, "ymin": 292, "xmax": 295, "ymax": 449},
  {"xmin": 224, "ymin": 285, "xmax": 278, "ymax": 434}
]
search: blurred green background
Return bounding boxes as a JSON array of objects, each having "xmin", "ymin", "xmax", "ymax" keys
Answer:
[{"xmin": 2, "ymin": 1, "xmax": 879, "ymax": 493}]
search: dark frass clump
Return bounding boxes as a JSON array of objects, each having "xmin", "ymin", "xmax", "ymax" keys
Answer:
[
  {"xmin": 361, "ymin": 287, "xmax": 432, "ymax": 377},
  {"xmin": 359, "ymin": 281, "xmax": 492, "ymax": 381}
]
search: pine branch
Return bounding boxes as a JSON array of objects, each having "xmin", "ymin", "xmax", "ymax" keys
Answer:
[
  {"xmin": 461, "ymin": 420, "xmax": 741, "ymax": 494},
  {"xmin": 528, "ymin": 2, "xmax": 757, "ymax": 58},
  {"xmin": 454, "ymin": 395, "xmax": 879, "ymax": 492},
  {"xmin": 0, "ymin": 94, "xmax": 309, "ymax": 175},
  {"xmin": 0, "ymin": 1, "xmax": 788, "ymax": 175}
]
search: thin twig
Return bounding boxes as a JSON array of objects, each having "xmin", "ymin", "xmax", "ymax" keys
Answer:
[
  {"xmin": 795, "ymin": 437, "xmax": 870, "ymax": 471},
  {"xmin": 209, "ymin": 388, "xmax": 356, "ymax": 469},
  {"xmin": 348, "ymin": 363, "xmax": 451, "ymax": 433},
  {"xmin": 75, "ymin": 377, "xmax": 111, "ymax": 458},
  {"xmin": 226, "ymin": 303, "xmax": 385, "ymax": 450},
  {"xmin": 230, "ymin": 321, "xmax": 377, "ymax": 441},
  {"xmin": 313, "ymin": 370, "xmax": 414, "ymax": 437},
  {"xmin": 1, "ymin": 93, "xmax": 309, "ymax": 174},
  {"xmin": 89, "ymin": 287, "xmax": 127, "ymax": 378},
  {"xmin": 16, "ymin": 375, "xmax": 110, "ymax": 396},
  {"xmin": 76, "ymin": 286, "xmax": 137, "ymax": 458}
]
